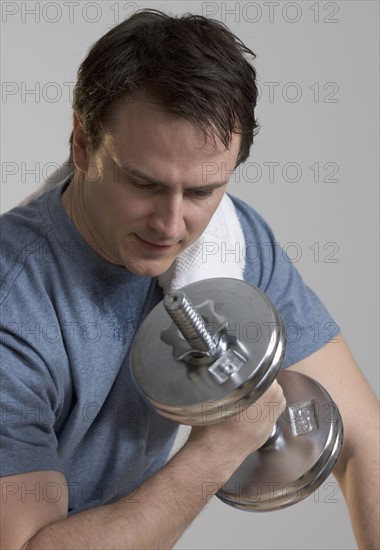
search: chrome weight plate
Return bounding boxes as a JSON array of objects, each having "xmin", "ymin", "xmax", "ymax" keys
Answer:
[
  {"xmin": 131, "ymin": 278, "xmax": 286, "ymax": 425},
  {"xmin": 217, "ymin": 370, "xmax": 344, "ymax": 511}
]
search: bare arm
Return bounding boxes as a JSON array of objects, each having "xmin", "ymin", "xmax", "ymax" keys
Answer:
[
  {"xmin": 288, "ymin": 334, "xmax": 380, "ymax": 550},
  {"xmin": 1, "ymin": 383, "xmax": 285, "ymax": 550}
]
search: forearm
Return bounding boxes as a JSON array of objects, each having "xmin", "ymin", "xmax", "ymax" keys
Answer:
[
  {"xmin": 335, "ymin": 430, "xmax": 380, "ymax": 549},
  {"xmin": 24, "ymin": 438, "xmax": 242, "ymax": 550},
  {"xmin": 289, "ymin": 336, "xmax": 380, "ymax": 549},
  {"xmin": 15, "ymin": 383, "xmax": 284, "ymax": 549}
]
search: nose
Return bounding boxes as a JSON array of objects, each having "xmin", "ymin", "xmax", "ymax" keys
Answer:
[{"xmin": 148, "ymin": 194, "xmax": 185, "ymax": 241}]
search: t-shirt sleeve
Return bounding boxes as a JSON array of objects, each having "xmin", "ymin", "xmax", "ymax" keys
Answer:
[
  {"xmin": 0, "ymin": 328, "xmax": 61, "ymax": 476},
  {"xmin": 231, "ymin": 195, "xmax": 340, "ymax": 368}
]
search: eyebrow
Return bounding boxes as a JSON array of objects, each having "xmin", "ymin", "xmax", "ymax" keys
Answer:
[{"xmin": 120, "ymin": 162, "xmax": 229, "ymax": 189}]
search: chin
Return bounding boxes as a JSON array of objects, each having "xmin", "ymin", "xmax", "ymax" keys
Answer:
[{"xmin": 124, "ymin": 258, "xmax": 174, "ymax": 278}]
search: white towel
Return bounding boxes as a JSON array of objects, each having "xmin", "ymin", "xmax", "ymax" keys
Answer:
[{"xmin": 20, "ymin": 162, "xmax": 246, "ymax": 285}]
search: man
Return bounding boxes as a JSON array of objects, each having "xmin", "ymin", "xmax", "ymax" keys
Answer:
[{"xmin": 0, "ymin": 9, "xmax": 378, "ymax": 549}]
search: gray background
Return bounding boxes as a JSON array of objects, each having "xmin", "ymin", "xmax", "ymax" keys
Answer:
[{"xmin": 1, "ymin": 1, "xmax": 379, "ymax": 548}]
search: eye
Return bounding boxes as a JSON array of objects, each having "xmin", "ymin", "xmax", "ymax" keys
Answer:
[
  {"xmin": 130, "ymin": 180, "xmax": 158, "ymax": 191},
  {"xmin": 187, "ymin": 188, "xmax": 214, "ymax": 199}
]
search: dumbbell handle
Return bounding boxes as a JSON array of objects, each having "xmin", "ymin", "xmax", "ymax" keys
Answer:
[{"xmin": 164, "ymin": 291, "xmax": 218, "ymax": 355}]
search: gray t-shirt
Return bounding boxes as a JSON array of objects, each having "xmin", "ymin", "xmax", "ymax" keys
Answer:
[{"xmin": 0, "ymin": 180, "xmax": 339, "ymax": 513}]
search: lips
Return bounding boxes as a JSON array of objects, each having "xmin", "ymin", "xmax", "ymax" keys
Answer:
[{"xmin": 134, "ymin": 234, "xmax": 177, "ymax": 252}]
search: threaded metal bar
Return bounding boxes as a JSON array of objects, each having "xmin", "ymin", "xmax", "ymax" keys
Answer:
[{"xmin": 164, "ymin": 291, "xmax": 216, "ymax": 354}]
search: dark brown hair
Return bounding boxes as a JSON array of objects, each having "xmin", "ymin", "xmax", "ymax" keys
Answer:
[{"xmin": 69, "ymin": 9, "xmax": 259, "ymax": 167}]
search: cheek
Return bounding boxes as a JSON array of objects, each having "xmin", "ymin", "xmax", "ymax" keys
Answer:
[
  {"xmin": 108, "ymin": 199, "xmax": 156, "ymax": 242},
  {"xmin": 89, "ymin": 178, "xmax": 148, "ymax": 222},
  {"xmin": 114, "ymin": 197, "xmax": 151, "ymax": 223}
]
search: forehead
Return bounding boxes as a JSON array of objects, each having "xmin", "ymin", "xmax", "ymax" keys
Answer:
[{"xmin": 102, "ymin": 100, "xmax": 241, "ymax": 185}]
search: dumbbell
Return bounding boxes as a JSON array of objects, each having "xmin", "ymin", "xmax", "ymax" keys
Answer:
[{"xmin": 131, "ymin": 278, "xmax": 343, "ymax": 511}]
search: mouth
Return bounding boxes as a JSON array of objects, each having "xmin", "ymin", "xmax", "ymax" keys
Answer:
[{"xmin": 134, "ymin": 234, "xmax": 178, "ymax": 253}]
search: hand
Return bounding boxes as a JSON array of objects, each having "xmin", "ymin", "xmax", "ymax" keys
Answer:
[{"xmin": 188, "ymin": 380, "xmax": 286, "ymax": 462}]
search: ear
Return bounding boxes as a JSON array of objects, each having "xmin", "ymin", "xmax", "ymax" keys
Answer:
[{"xmin": 72, "ymin": 112, "xmax": 90, "ymax": 173}]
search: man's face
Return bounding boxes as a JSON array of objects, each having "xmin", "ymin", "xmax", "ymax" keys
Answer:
[{"xmin": 73, "ymin": 100, "xmax": 241, "ymax": 277}]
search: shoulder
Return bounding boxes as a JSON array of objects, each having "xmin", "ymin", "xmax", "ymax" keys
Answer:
[{"xmin": 228, "ymin": 193, "xmax": 340, "ymax": 367}]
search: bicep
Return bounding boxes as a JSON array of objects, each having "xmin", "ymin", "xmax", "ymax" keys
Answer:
[
  {"xmin": 287, "ymin": 334, "xmax": 379, "ymax": 477},
  {"xmin": 0, "ymin": 470, "xmax": 68, "ymax": 550}
]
